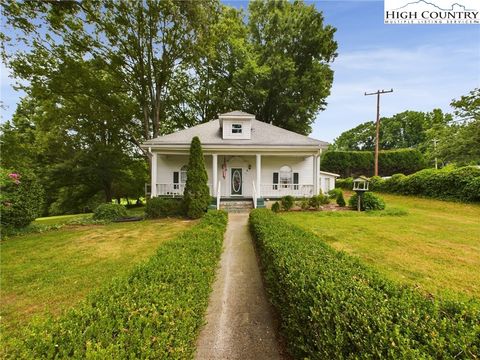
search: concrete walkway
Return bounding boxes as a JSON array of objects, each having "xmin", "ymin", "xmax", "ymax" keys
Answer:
[{"xmin": 195, "ymin": 213, "xmax": 287, "ymax": 360}]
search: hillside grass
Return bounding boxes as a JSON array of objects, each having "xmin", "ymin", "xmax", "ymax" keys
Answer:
[
  {"xmin": 281, "ymin": 193, "xmax": 480, "ymax": 301},
  {"xmin": 0, "ymin": 217, "xmax": 194, "ymax": 338}
]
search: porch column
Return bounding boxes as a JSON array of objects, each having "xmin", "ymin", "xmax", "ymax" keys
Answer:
[
  {"xmin": 316, "ymin": 154, "xmax": 321, "ymax": 194},
  {"xmin": 313, "ymin": 154, "xmax": 318, "ymax": 195},
  {"xmin": 256, "ymin": 154, "xmax": 261, "ymax": 198},
  {"xmin": 318, "ymin": 150, "xmax": 322, "ymax": 194},
  {"xmin": 212, "ymin": 154, "xmax": 218, "ymax": 196},
  {"xmin": 151, "ymin": 151, "xmax": 157, "ymax": 198}
]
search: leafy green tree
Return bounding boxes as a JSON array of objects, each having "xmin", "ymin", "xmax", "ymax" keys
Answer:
[
  {"xmin": 246, "ymin": 0, "xmax": 337, "ymax": 135},
  {"xmin": 450, "ymin": 88, "xmax": 480, "ymax": 122},
  {"xmin": 333, "ymin": 109, "xmax": 452, "ymax": 151},
  {"xmin": 183, "ymin": 137, "xmax": 210, "ymax": 219},
  {"xmin": 424, "ymin": 89, "xmax": 479, "ymax": 166}
]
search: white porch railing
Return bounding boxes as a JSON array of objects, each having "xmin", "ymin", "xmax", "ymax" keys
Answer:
[
  {"xmin": 156, "ymin": 183, "xmax": 213, "ymax": 197},
  {"xmin": 261, "ymin": 184, "xmax": 314, "ymax": 198},
  {"xmin": 252, "ymin": 180, "xmax": 257, "ymax": 209}
]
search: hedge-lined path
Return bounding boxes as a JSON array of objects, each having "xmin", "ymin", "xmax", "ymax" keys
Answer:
[{"xmin": 195, "ymin": 213, "xmax": 286, "ymax": 360}]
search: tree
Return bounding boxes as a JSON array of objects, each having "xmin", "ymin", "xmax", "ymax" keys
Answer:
[
  {"xmin": 450, "ymin": 88, "xmax": 480, "ymax": 122},
  {"xmin": 183, "ymin": 137, "xmax": 210, "ymax": 219},
  {"xmin": 245, "ymin": 0, "xmax": 337, "ymax": 135},
  {"xmin": 333, "ymin": 109, "xmax": 452, "ymax": 151},
  {"xmin": 2, "ymin": 0, "xmax": 220, "ymax": 143}
]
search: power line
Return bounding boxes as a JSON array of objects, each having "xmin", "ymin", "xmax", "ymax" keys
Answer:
[{"xmin": 364, "ymin": 88, "xmax": 394, "ymax": 176}]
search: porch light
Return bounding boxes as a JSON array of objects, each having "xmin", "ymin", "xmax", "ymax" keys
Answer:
[{"xmin": 352, "ymin": 176, "xmax": 369, "ymax": 211}]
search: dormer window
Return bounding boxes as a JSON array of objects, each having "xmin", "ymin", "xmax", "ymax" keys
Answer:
[{"xmin": 232, "ymin": 124, "xmax": 242, "ymax": 134}]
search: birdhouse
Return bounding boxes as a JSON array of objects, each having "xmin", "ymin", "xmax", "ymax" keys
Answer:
[{"xmin": 353, "ymin": 176, "xmax": 369, "ymax": 192}]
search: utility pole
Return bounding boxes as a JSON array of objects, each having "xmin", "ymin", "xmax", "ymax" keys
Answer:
[
  {"xmin": 364, "ymin": 89, "xmax": 394, "ymax": 176},
  {"xmin": 432, "ymin": 139, "xmax": 438, "ymax": 169}
]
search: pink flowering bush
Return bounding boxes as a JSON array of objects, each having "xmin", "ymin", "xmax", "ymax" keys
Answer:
[{"xmin": 1, "ymin": 168, "xmax": 44, "ymax": 230}]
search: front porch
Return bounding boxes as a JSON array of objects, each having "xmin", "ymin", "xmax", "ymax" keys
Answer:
[{"xmin": 149, "ymin": 152, "xmax": 323, "ymax": 209}]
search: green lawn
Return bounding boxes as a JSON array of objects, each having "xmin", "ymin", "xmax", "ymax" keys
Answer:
[
  {"xmin": 281, "ymin": 193, "xmax": 480, "ymax": 301},
  {"xmin": 0, "ymin": 216, "xmax": 194, "ymax": 337}
]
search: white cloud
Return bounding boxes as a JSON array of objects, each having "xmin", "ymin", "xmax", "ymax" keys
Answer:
[{"xmin": 312, "ymin": 43, "xmax": 480, "ymax": 142}]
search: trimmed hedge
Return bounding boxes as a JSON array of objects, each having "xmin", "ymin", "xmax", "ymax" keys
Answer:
[
  {"xmin": 145, "ymin": 197, "xmax": 184, "ymax": 218},
  {"xmin": 249, "ymin": 209, "xmax": 480, "ymax": 359},
  {"xmin": 322, "ymin": 149, "xmax": 426, "ymax": 177},
  {"xmin": 6, "ymin": 211, "xmax": 228, "ymax": 359},
  {"xmin": 351, "ymin": 166, "xmax": 480, "ymax": 202}
]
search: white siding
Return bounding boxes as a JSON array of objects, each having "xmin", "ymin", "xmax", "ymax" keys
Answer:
[
  {"xmin": 319, "ymin": 174, "xmax": 337, "ymax": 193},
  {"xmin": 156, "ymin": 154, "xmax": 213, "ymax": 191},
  {"xmin": 260, "ymin": 156, "xmax": 315, "ymax": 185},
  {"xmin": 154, "ymin": 153, "xmax": 317, "ymax": 198}
]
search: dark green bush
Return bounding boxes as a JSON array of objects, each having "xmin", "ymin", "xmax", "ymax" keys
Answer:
[
  {"xmin": 368, "ymin": 175, "xmax": 385, "ymax": 191},
  {"xmin": 0, "ymin": 169, "xmax": 45, "ymax": 229},
  {"xmin": 7, "ymin": 211, "xmax": 228, "ymax": 359},
  {"xmin": 349, "ymin": 192, "xmax": 385, "ymax": 211},
  {"xmin": 183, "ymin": 136, "xmax": 210, "ymax": 219},
  {"xmin": 280, "ymin": 195, "xmax": 294, "ymax": 211},
  {"xmin": 327, "ymin": 188, "xmax": 342, "ymax": 199},
  {"xmin": 336, "ymin": 191, "xmax": 346, "ymax": 207},
  {"xmin": 322, "ymin": 149, "xmax": 426, "ymax": 177},
  {"xmin": 92, "ymin": 203, "xmax": 128, "ymax": 221},
  {"xmin": 372, "ymin": 166, "xmax": 480, "ymax": 202},
  {"xmin": 335, "ymin": 177, "xmax": 353, "ymax": 190},
  {"xmin": 308, "ymin": 194, "xmax": 330, "ymax": 209},
  {"xmin": 271, "ymin": 201, "xmax": 280, "ymax": 213},
  {"xmin": 249, "ymin": 209, "xmax": 480, "ymax": 359},
  {"xmin": 299, "ymin": 198, "xmax": 310, "ymax": 210},
  {"xmin": 145, "ymin": 197, "xmax": 184, "ymax": 218},
  {"xmin": 464, "ymin": 176, "xmax": 480, "ymax": 202}
]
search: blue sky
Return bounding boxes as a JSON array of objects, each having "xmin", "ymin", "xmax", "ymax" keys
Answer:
[{"xmin": 1, "ymin": 0, "xmax": 479, "ymax": 142}]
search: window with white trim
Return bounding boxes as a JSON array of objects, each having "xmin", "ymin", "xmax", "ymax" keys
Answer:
[
  {"xmin": 279, "ymin": 165, "xmax": 292, "ymax": 187},
  {"xmin": 180, "ymin": 165, "xmax": 188, "ymax": 184},
  {"xmin": 232, "ymin": 123, "xmax": 242, "ymax": 134}
]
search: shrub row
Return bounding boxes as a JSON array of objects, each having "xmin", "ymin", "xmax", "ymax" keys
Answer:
[
  {"xmin": 6, "ymin": 210, "xmax": 228, "ymax": 359},
  {"xmin": 337, "ymin": 166, "xmax": 480, "ymax": 202},
  {"xmin": 145, "ymin": 197, "xmax": 185, "ymax": 218},
  {"xmin": 272, "ymin": 195, "xmax": 332, "ymax": 212},
  {"xmin": 322, "ymin": 149, "xmax": 425, "ymax": 177},
  {"xmin": 249, "ymin": 209, "xmax": 480, "ymax": 359}
]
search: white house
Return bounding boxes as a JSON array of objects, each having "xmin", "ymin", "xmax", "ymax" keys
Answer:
[{"xmin": 142, "ymin": 111, "xmax": 331, "ymax": 208}]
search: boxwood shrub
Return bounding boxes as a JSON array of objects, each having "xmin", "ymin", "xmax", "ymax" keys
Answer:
[
  {"xmin": 6, "ymin": 211, "xmax": 228, "ymax": 359},
  {"xmin": 249, "ymin": 209, "xmax": 480, "ymax": 359},
  {"xmin": 145, "ymin": 197, "xmax": 184, "ymax": 218},
  {"xmin": 349, "ymin": 192, "xmax": 386, "ymax": 211},
  {"xmin": 280, "ymin": 195, "xmax": 295, "ymax": 211},
  {"xmin": 92, "ymin": 203, "xmax": 128, "ymax": 221}
]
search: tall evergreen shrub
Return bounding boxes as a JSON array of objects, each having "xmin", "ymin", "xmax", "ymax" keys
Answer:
[{"xmin": 183, "ymin": 137, "xmax": 210, "ymax": 219}]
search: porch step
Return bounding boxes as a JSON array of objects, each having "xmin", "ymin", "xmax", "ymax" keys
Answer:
[{"xmin": 219, "ymin": 200, "xmax": 253, "ymax": 213}]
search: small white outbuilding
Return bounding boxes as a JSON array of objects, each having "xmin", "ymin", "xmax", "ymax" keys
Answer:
[{"xmin": 319, "ymin": 171, "xmax": 340, "ymax": 194}]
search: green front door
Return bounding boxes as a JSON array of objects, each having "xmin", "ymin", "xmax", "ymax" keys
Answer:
[{"xmin": 231, "ymin": 168, "xmax": 243, "ymax": 196}]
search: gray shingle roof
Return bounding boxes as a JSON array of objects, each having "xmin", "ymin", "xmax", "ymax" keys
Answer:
[
  {"xmin": 143, "ymin": 119, "xmax": 328, "ymax": 148},
  {"xmin": 219, "ymin": 110, "xmax": 255, "ymax": 117}
]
